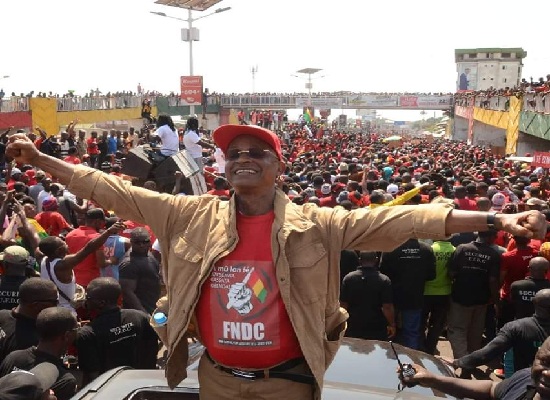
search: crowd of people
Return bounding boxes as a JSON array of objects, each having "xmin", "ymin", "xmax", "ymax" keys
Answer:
[{"xmin": 0, "ymin": 113, "xmax": 549, "ymax": 399}]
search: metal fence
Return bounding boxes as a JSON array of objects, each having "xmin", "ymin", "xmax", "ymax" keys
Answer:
[
  {"xmin": 0, "ymin": 97, "xmax": 29, "ymax": 112},
  {"xmin": 56, "ymin": 95, "xmax": 156, "ymax": 112}
]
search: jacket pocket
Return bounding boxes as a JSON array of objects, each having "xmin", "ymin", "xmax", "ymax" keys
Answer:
[
  {"xmin": 288, "ymin": 241, "xmax": 328, "ymax": 304},
  {"xmin": 172, "ymin": 237, "xmax": 203, "ymax": 263}
]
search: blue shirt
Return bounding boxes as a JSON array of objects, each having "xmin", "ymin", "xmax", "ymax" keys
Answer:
[{"xmin": 107, "ymin": 137, "xmax": 118, "ymax": 155}]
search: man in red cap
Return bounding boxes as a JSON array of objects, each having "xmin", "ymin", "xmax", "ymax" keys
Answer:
[{"xmin": 5, "ymin": 126, "xmax": 548, "ymax": 400}]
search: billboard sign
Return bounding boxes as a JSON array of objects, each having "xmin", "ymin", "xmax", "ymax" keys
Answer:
[
  {"xmin": 532, "ymin": 151, "xmax": 550, "ymax": 168},
  {"xmin": 180, "ymin": 76, "xmax": 203, "ymax": 105},
  {"xmin": 399, "ymin": 96, "xmax": 452, "ymax": 108},
  {"xmin": 457, "ymin": 63, "xmax": 478, "ymax": 91},
  {"xmin": 295, "ymin": 97, "xmax": 342, "ymax": 108},
  {"xmin": 347, "ymin": 94, "xmax": 398, "ymax": 107}
]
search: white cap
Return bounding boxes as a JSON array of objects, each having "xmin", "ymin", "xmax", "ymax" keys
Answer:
[{"xmin": 387, "ymin": 184, "xmax": 399, "ymax": 195}]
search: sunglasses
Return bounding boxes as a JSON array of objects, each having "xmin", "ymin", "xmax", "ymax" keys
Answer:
[
  {"xmin": 226, "ymin": 148, "xmax": 276, "ymax": 161},
  {"xmin": 131, "ymin": 239, "xmax": 151, "ymax": 244}
]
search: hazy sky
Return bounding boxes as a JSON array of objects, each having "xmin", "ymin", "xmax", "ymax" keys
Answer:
[{"xmin": 2, "ymin": 0, "xmax": 548, "ymax": 121}]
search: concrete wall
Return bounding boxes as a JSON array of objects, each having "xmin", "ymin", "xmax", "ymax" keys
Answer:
[
  {"xmin": 472, "ymin": 120, "xmax": 506, "ymax": 147},
  {"xmin": 452, "ymin": 116, "xmax": 469, "ymax": 141},
  {"xmin": 516, "ymin": 132, "xmax": 550, "ymax": 156}
]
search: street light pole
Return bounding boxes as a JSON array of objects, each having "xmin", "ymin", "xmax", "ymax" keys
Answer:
[
  {"xmin": 151, "ymin": 6, "xmax": 231, "ymax": 117},
  {"xmin": 187, "ymin": 8, "xmax": 195, "ymax": 116}
]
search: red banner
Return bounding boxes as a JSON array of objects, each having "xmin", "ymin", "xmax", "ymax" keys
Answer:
[
  {"xmin": 180, "ymin": 76, "xmax": 203, "ymax": 105},
  {"xmin": 399, "ymin": 96, "xmax": 418, "ymax": 107},
  {"xmin": 532, "ymin": 152, "xmax": 550, "ymax": 168}
]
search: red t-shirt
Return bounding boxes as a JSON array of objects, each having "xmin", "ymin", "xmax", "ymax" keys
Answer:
[
  {"xmin": 319, "ymin": 196, "xmax": 337, "ymax": 208},
  {"xmin": 87, "ymin": 138, "xmax": 99, "ymax": 155},
  {"xmin": 65, "ymin": 226, "xmax": 102, "ymax": 287},
  {"xmin": 63, "ymin": 155, "xmax": 81, "ymax": 165},
  {"xmin": 507, "ymin": 238, "xmax": 543, "ymax": 252},
  {"xmin": 35, "ymin": 211, "xmax": 71, "ymax": 237},
  {"xmin": 454, "ymin": 198, "xmax": 477, "ymax": 211},
  {"xmin": 500, "ymin": 247, "xmax": 538, "ymax": 300},
  {"xmin": 119, "ymin": 220, "xmax": 156, "ymax": 244},
  {"xmin": 195, "ymin": 211, "xmax": 302, "ymax": 368},
  {"xmin": 207, "ymin": 189, "xmax": 230, "ymax": 197}
]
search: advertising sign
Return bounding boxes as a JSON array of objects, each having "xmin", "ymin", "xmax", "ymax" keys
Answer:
[
  {"xmin": 399, "ymin": 96, "xmax": 452, "ymax": 108},
  {"xmin": 457, "ymin": 63, "xmax": 478, "ymax": 91},
  {"xmin": 532, "ymin": 152, "xmax": 550, "ymax": 168},
  {"xmin": 180, "ymin": 76, "xmax": 203, "ymax": 105},
  {"xmin": 347, "ymin": 94, "xmax": 398, "ymax": 107},
  {"xmin": 295, "ymin": 97, "xmax": 342, "ymax": 108}
]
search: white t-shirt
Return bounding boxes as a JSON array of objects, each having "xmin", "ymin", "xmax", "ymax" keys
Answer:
[
  {"xmin": 155, "ymin": 125, "xmax": 179, "ymax": 156},
  {"xmin": 40, "ymin": 257, "xmax": 76, "ymax": 315},
  {"xmin": 183, "ymin": 130, "xmax": 203, "ymax": 158},
  {"xmin": 213, "ymin": 147, "xmax": 226, "ymax": 174}
]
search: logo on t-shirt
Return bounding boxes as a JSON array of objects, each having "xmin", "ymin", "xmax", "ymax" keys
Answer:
[{"xmin": 225, "ymin": 267, "xmax": 267, "ymax": 315}]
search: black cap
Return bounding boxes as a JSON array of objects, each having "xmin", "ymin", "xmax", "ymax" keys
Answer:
[
  {"xmin": 0, "ymin": 362, "xmax": 59, "ymax": 400},
  {"xmin": 86, "ymin": 208, "xmax": 105, "ymax": 220}
]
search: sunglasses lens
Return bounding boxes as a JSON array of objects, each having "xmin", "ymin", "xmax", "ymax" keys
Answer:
[
  {"xmin": 249, "ymin": 148, "xmax": 266, "ymax": 159},
  {"xmin": 227, "ymin": 149, "xmax": 240, "ymax": 160}
]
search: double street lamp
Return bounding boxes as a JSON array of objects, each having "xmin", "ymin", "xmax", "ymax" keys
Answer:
[{"xmin": 151, "ymin": 6, "xmax": 231, "ymax": 116}]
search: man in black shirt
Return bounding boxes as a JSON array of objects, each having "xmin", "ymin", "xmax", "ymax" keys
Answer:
[
  {"xmin": 445, "ymin": 289, "xmax": 550, "ymax": 375},
  {"xmin": 380, "ymin": 238, "xmax": 436, "ymax": 350},
  {"xmin": 76, "ymin": 277, "xmax": 158, "ymax": 385},
  {"xmin": 0, "ymin": 307, "xmax": 78, "ymax": 400},
  {"xmin": 119, "ymin": 228, "xmax": 160, "ymax": 314},
  {"xmin": 339, "ymin": 249, "xmax": 359, "ymax": 284},
  {"xmin": 0, "ymin": 245, "xmax": 31, "ymax": 310},
  {"xmin": 0, "ymin": 278, "xmax": 58, "ymax": 360},
  {"xmin": 511, "ymin": 257, "xmax": 550, "ymax": 319},
  {"xmin": 340, "ymin": 252, "xmax": 395, "ymax": 340},
  {"xmin": 448, "ymin": 230, "xmax": 500, "ymax": 376}
]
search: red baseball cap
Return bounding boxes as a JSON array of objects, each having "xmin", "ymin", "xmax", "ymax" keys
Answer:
[{"xmin": 213, "ymin": 124, "xmax": 282, "ymax": 160}]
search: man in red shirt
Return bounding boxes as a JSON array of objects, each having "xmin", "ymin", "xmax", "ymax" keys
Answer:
[
  {"xmin": 64, "ymin": 208, "xmax": 106, "ymax": 287},
  {"xmin": 453, "ymin": 186, "xmax": 477, "ymax": 211},
  {"xmin": 35, "ymin": 198, "xmax": 71, "ymax": 237},
  {"xmin": 499, "ymin": 235, "xmax": 539, "ymax": 326},
  {"xmin": 63, "ymin": 147, "xmax": 82, "ymax": 165},
  {"xmin": 6, "ymin": 168, "xmax": 22, "ymax": 191},
  {"xmin": 87, "ymin": 131, "xmax": 100, "ymax": 168},
  {"xmin": 207, "ymin": 177, "xmax": 230, "ymax": 197}
]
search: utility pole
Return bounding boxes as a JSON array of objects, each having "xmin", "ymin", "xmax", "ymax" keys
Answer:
[{"xmin": 251, "ymin": 65, "xmax": 258, "ymax": 93}]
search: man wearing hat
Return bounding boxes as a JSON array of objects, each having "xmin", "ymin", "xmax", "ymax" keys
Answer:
[
  {"xmin": 6, "ymin": 127, "xmax": 548, "ymax": 399},
  {"xmin": 0, "ymin": 362, "xmax": 58, "ymax": 400},
  {"xmin": 0, "ymin": 245, "xmax": 31, "ymax": 310},
  {"xmin": 7, "ymin": 167, "xmax": 22, "ymax": 191}
]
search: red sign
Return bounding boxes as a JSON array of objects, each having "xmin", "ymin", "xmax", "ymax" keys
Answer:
[
  {"xmin": 532, "ymin": 152, "xmax": 550, "ymax": 168},
  {"xmin": 399, "ymin": 96, "xmax": 418, "ymax": 107},
  {"xmin": 180, "ymin": 76, "xmax": 203, "ymax": 105}
]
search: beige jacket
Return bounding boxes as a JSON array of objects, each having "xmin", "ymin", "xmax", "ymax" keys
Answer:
[{"xmin": 68, "ymin": 165, "xmax": 452, "ymax": 398}]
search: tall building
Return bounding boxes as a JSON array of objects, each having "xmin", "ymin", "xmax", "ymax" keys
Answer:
[{"xmin": 455, "ymin": 48, "xmax": 526, "ymax": 91}]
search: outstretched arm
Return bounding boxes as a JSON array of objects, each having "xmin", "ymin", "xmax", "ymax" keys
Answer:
[{"xmin": 400, "ymin": 364, "xmax": 496, "ymax": 400}]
